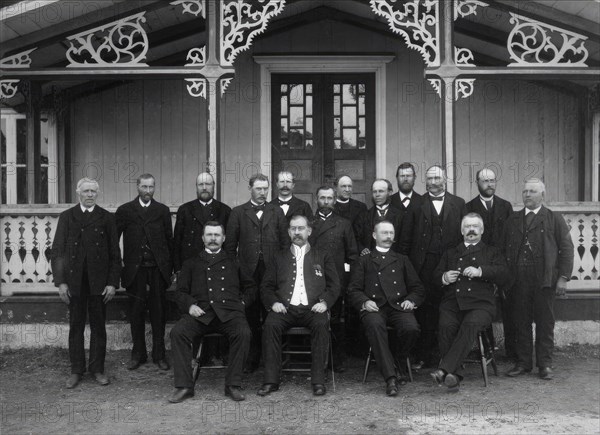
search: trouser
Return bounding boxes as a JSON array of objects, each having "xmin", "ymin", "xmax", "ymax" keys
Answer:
[
  {"xmin": 127, "ymin": 266, "xmax": 167, "ymax": 362},
  {"xmin": 414, "ymin": 253, "xmax": 442, "ymax": 364},
  {"xmin": 330, "ymin": 270, "xmax": 350, "ymax": 365},
  {"xmin": 170, "ymin": 314, "xmax": 251, "ymax": 388},
  {"xmin": 500, "ymin": 291, "xmax": 517, "ymax": 359},
  {"xmin": 245, "ymin": 258, "xmax": 266, "ymax": 368},
  {"xmin": 361, "ymin": 304, "xmax": 420, "ymax": 381},
  {"xmin": 438, "ymin": 298, "xmax": 493, "ymax": 375},
  {"xmin": 262, "ymin": 305, "xmax": 330, "ymax": 385}
]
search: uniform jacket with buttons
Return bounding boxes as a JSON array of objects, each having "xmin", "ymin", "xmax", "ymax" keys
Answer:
[
  {"xmin": 503, "ymin": 205, "xmax": 574, "ymax": 289},
  {"xmin": 260, "ymin": 244, "xmax": 340, "ymax": 310},
  {"xmin": 465, "ymin": 195, "xmax": 513, "ymax": 249},
  {"xmin": 115, "ymin": 197, "xmax": 173, "ymax": 288},
  {"xmin": 225, "ymin": 201, "xmax": 289, "ymax": 277},
  {"xmin": 433, "ymin": 242, "xmax": 509, "ymax": 316},
  {"xmin": 51, "ymin": 205, "xmax": 122, "ymax": 295},
  {"xmin": 354, "ymin": 204, "xmax": 404, "ymax": 253},
  {"xmin": 270, "ymin": 195, "xmax": 314, "ymax": 222},
  {"xmin": 172, "ymin": 251, "xmax": 257, "ymax": 325},
  {"xmin": 347, "ymin": 250, "xmax": 425, "ymax": 313},
  {"xmin": 173, "ymin": 199, "xmax": 231, "ymax": 271}
]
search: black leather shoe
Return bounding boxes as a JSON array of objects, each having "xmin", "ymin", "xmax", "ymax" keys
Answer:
[
  {"xmin": 156, "ymin": 360, "xmax": 170, "ymax": 371},
  {"xmin": 538, "ymin": 367, "xmax": 553, "ymax": 380},
  {"xmin": 430, "ymin": 369, "xmax": 445, "ymax": 386},
  {"xmin": 66, "ymin": 374, "xmax": 82, "ymax": 389},
  {"xmin": 444, "ymin": 373, "xmax": 460, "ymax": 389},
  {"xmin": 168, "ymin": 388, "xmax": 194, "ymax": 403},
  {"xmin": 312, "ymin": 384, "xmax": 326, "ymax": 396},
  {"xmin": 93, "ymin": 372, "xmax": 110, "ymax": 386},
  {"xmin": 225, "ymin": 386, "xmax": 246, "ymax": 401},
  {"xmin": 386, "ymin": 377, "xmax": 398, "ymax": 396},
  {"xmin": 507, "ymin": 365, "xmax": 531, "ymax": 377},
  {"xmin": 257, "ymin": 383, "xmax": 279, "ymax": 396}
]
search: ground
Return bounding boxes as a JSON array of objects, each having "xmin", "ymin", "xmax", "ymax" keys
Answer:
[{"xmin": 1, "ymin": 345, "xmax": 599, "ymax": 434}]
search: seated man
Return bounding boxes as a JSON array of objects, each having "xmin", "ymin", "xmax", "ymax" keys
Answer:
[
  {"xmin": 169, "ymin": 221, "xmax": 255, "ymax": 403},
  {"xmin": 257, "ymin": 215, "xmax": 340, "ymax": 397},
  {"xmin": 347, "ymin": 221, "xmax": 424, "ymax": 397},
  {"xmin": 431, "ymin": 213, "xmax": 509, "ymax": 391}
]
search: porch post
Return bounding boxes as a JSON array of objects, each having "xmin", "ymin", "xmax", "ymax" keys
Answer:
[{"xmin": 25, "ymin": 81, "xmax": 41, "ymax": 203}]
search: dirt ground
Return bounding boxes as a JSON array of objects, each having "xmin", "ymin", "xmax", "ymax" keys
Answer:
[{"xmin": 1, "ymin": 345, "xmax": 599, "ymax": 434}]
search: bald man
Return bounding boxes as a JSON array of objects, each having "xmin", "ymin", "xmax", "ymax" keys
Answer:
[{"xmin": 333, "ymin": 176, "xmax": 367, "ymax": 228}]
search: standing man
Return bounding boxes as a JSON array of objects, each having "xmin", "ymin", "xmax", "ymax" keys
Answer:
[
  {"xmin": 465, "ymin": 168, "xmax": 514, "ymax": 358},
  {"xmin": 270, "ymin": 170, "xmax": 313, "ymax": 222},
  {"xmin": 116, "ymin": 174, "xmax": 173, "ymax": 371},
  {"xmin": 225, "ymin": 174, "xmax": 289, "ymax": 372},
  {"xmin": 431, "ymin": 213, "xmax": 509, "ymax": 391},
  {"xmin": 309, "ymin": 186, "xmax": 358, "ymax": 372},
  {"xmin": 173, "ymin": 172, "xmax": 231, "ymax": 273},
  {"xmin": 169, "ymin": 222, "xmax": 254, "ymax": 403},
  {"xmin": 504, "ymin": 179, "xmax": 573, "ymax": 380},
  {"xmin": 347, "ymin": 221, "xmax": 424, "ymax": 396},
  {"xmin": 400, "ymin": 165, "xmax": 466, "ymax": 368},
  {"xmin": 257, "ymin": 215, "xmax": 340, "ymax": 397},
  {"xmin": 333, "ymin": 175, "xmax": 367, "ymax": 228},
  {"xmin": 354, "ymin": 179, "xmax": 403, "ymax": 255},
  {"xmin": 390, "ymin": 162, "xmax": 424, "ymax": 214},
  {"xmin": 52, "ymin": 178, "xmax": 121, "ymax": 388}
]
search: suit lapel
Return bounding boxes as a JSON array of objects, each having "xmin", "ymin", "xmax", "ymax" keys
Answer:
[
  {"xmin": 86, "ymin": 206, "xmax": 102, "ymax": 227},
  {"xmin": 244, "ymin": 203, "xmax": 260, "ymax": 227},
  {"xmin": 315, "ymin": 215, "xmax": 336, "ymax": 238},
  {"xmin": 442, "ymin": 194, "xmax": 453, "ymax": 224},
  {"xmin": 190, "ymin": 200, "xmax": 205, "ymax": 223},
  {"xmin": 262, "ymin": 205, "xmax": 274, "ymax": 227}
]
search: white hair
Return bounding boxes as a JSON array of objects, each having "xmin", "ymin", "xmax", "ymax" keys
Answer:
[
  {"xmin": 524, "ymin": 178, "xmax": 546, "ymax": 193},
  {"xmin": 76, "ymin": 177, "xmax": 99, "ymax": 193}
]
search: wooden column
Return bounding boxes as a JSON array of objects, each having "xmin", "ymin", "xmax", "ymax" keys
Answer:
[
  {"xmin": 439, "ymin": 0, "xmax": 456, "ymax": 194},
  {"xmin": 25, "ymin": 81, "xmax": 41, "ymax": 203}
]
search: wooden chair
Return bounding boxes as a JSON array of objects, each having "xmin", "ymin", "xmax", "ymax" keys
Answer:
[
  {"xmin": 362, "ymin": 326, "xmax": 414, "ymax": 383},
  {"xmin": 192, "ymin": 333, "xmax": 227, "ymax": 385},
  {"xmin": 463, "ymin": 329, "xmax": 498, "ymax": 387}
]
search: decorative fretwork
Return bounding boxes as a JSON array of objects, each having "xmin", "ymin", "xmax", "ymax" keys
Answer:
[
  {"xmin": 370, "ymin": 0, "xmax": 439, "ymax": 66},
  {"xmin": 454, "ymin": 0, "xmax": 488, "ymax": 20},
  {"xmin": 0, "ymin": 48, "xmax": 36, "ymax": 100},
  {"xmin": 455, "ymin": 79, "xmax": 475, "ymax": 100},
  {"xmin": 185, "ymin": 78, "xmax": 207, "ymax": 98},
  {"xmin": 564, "ymin": 214, "xmax": 599, "ymax": 281},
  {"xmin": 65, "ymin": 12, "xmax": 149, "ymax": 67},
  {"xmin": 170, "ymin": 0, "xmax": 205, "ymax": 17},
  {"xmin": 428, "ymin": 78, "xmax": 441, "ymax": 96},
  {"xmin": 221, "ymin": 77, "xmax": 233, "ymax": 95},
  {"xmin": 507, "ymin": 13, "xmax": 589, "ymax": 66},
  {"xmin": 455, "ymin": 47, "xmax": 475, "ymax": 66},
  {"xmin": 0, "ymin": 81, "xmax": 20, "ymax": 99},
  {"xmin": 220, "ymin": 0, "xmax": 286, "ymax": 66},
  {"xmin": 186, "ymin": 47, "xmax": 206, "ymax": 66}
]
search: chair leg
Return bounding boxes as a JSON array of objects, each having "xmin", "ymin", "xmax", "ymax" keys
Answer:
[
  {"xmin": 406, "ymin": 357, "xmax": 413, "ymax": 382},
  {"xmin": 192, "ymin": 339, "xmax": 204, "ymax": 386},
  {"xmin": 478, "ymin": 334, "xmax": 489, "ymax": 387},
  {"xmin": 329, "ymin": 337, "xmax": 336, "ymax": 392},
  {"xmin": 362, "ymin": 347, "xmax": 372, "ymax": 383}
]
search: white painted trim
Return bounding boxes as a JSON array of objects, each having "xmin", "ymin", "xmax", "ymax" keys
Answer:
[{"xmin": 254, "ymin": 55, "xmax": 394, "ymax": 180}]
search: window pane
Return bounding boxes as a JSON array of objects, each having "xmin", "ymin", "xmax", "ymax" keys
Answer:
[
  {"xmin": 289, "ymin": 84, "xmax": 304, "ymax": 104},
  {"xmin": 17, "ymin": 167, "xmax": 26, "ymax": 204},
  {"xmin": 333, "ymin": 84, "xmax": 340, "ymax": 94},
  {"xmin": 40, "ymin": 119, "xmax": 49, "ymax": 164},
  {"xmin": 358, "ymin": 95, "xmax": 365, "ymax": 116},
  {"xmin": 358, "ymin": 138, "xmax": 366, "ymax": 150},
  {"xmin": 333, "ymin": 96, "xmax": 340, "ymax": 116},
  {"xmin": 1, "ymin": 118, "xmax": 6, "ymax": 164},
  {"xmin": 289, "ymin": 129, "xmax": 304, "ymax": 149},
  {"xmin": 342, "ymin": 84, "xmax": 356, "ymax": 104},
  {"xmin": 306, "ymin": 84, "xmax": 312, "ymax": 94},
  {"xmin": 40, "ymin": 166, "xmax": 48, "ymax": 204},
  {"xmin": 281, "ymin": 118, "xmax": 288, "ymax": 141},
  {"xmin": 306, "ymin": 96, "xmax": 313, "ymax": 116},
  {"xmin": 333, "ymin": 117, "xmax": 341, "ymax": 138},
  {"xmin": 334, "ymin": 139, "xmax": 341, "ymax": 149},
  {"xmin": 281, "ymin": 96, "xmax": 288, "ymax": 116},
  {"xmin": 16, "ymin": 119, "xmax": 26, "ymax": 164},
  {"xmin": 306, "ymin": 117, "xmax": 313, "ymax": 141},
  {"xmin": 358, "ymin": 84, "xmax": 366, "ymax": 94},
  {"xmin": 290, "ymin": 106, "xmax": 304, "ymax": 127},
  {"xmin": 342, "ymin": 129, "xmax": 357, "ymax": 149},
  {"xmin": 359, "ymin": 118, "xmax": 366, "ymax": 138},
  {"xmin": 343, "ymin": 106, "xmax": 356, "ymax": 127},
  {"xmin": 281, "ymin": 84, "xmax": 288, "ymax": 93}
]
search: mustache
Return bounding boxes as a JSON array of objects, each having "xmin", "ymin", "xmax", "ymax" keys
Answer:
[{"xmin": 467, "ymin": 231, "xmax": 477, "ymax": 236}]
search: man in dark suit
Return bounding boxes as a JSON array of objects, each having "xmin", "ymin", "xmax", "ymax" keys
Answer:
[
  {"xmin": 400, "ymin": 165, "xmax": 466, "ymax": 368},
  {"xmin": 115, "ymin": 174, "xmax": 173, "ymax": 371},
  {"xmin": 270, "ymin": 170, "xmax": 313, "ymax": 222},
  {"xmin": 309, "ymin": 185, "xmax": 358, "ymax": 372},
  {"xmin": 173, "ymin": 172, "xmax": 231, "ymax": 273},
  {"xmin": 430, "ymin": 213, "xmax": 509, "ymax": 391},
  {"xmin": 504, "ymin": 179, "xmax": 574, "ymax": 380},
  {"xmin": 465, "ymin": 168, "xmax": 515, "ymax": 358},
  {"xmin": 390, "ymin": 162, "xmax": 424, "ymax": 214},
  {"xmin": 225, "ymin": 173, "xmax": 289, "ymax": 371},
  {"xmin": 333, "ymin": 175, "xmax": 367, "ymax": 228},
  {"xmin": 52, "ymin": 178, "xmax": 121, "ymax": 388},
  {"xmin": 354, "ymin": 179, "xmax": 403, "ymax": 255},
  {"xmin": 169, "ymin": 222, "xmax": 255, "ymax": 403},
  {"xmin": 257, "ymin": 215, "xmax": 340, "ymax": 397}
]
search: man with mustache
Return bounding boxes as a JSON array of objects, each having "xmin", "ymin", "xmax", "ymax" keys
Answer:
[
  {"xmin": 257, "ymin": 215, "xmax": 340, "ymax": 397},
  {"xmin": 465, "ymin": 168, "xmax": 515, "ymax": 359},
  {"xmin": 503, "ymin": 179, "xmax": 573, "ymax": 380},
  {"xmin": 169, "ymin": 222, "xmax": 255, "ymax": 403},
  {"xmin": 400, "ymin": 165, "xmax": 466, "ymax": 369},
  {"xmin": 225, "ymin": 174, "xmax": 289, "ymax": 372},
  {"xmin": 333, "ymin": 175, "xmax": 367, "ymax": 229},
  {"xmin": 115, "ymin": 174, "xmax": 173, "ymax": 371},
  {"xmin": 430, "ymin": 213, "xmax": 509, "ymax": 392},
  {"xmin": 390, "ymin": 162, "xmax": 424, "ymax": 216},
  {"xmin": 270, "ymin": 171, "xmax": 313, "ymax": 222},
  {"xmin": 347, "ymin": 221, "xmax": 424, "ymax": 395}
]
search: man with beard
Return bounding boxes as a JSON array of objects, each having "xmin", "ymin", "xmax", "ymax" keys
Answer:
[
  {"xmin": 270, "ymin": 171, "xmax": 313, "ymax": 222},
  {"xmin": 431, "ymin": 213, "xmax": 509, "ymax": 392},
  {"xmin": 257, "ymin": 215, "xmax": 340, "ymax": 397},
  {"xmin": 354, "ymin": 179, "xmax": 403, "ymax": 255},
  {"xmin": 116, "ymin": 174, "xmax": 173, "ymax": 371},
  {"xmin": 309, "ymin": 186, "xmax": 358, "ymax": 372},
  {"xmin": 225, "ymin": 174, "xmax": 289, "ymax": 372},
  {"xmin": 400, "ymin": 165, "xmax": 466, "ymax": 369},
  {"xmin": 390, "ymin": 162, "xmax": 424, "ymax": 215},
  {"xmin": 333, "ymin": 175, "xmax": 367, "ymax": 228},
  {"xmin": 465, "ymin": 168, "xmax": 514, "ymax": 359}
]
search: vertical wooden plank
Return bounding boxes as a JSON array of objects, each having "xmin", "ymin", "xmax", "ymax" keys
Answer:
[
  {"xmin": 181, "ymin": 82, "xmax": 203, "ymax": 203},
  {"xmin": 162, "ymin": 80, "xmax": 184, "ymax": 206},
  {"xmin": 143, "ymin": 80, "xmax": 162, "ymax": 183},
  {"xmin": 540, "ymin": 87, "xmax": 559, "ymax": 202},
  {"xmin": 85, "ymin": 90, "xmax": 104, "ymax": 204},
  {"xmin": 514, "ymin": 81, "xmax": 539, "ymax": 202},
  {"xmin": 128, "ymin": 81, "xmax": 145, "ymax": 201},
  {"xmin": 454, "ymin": 87, "xmax": 471, "ymax": 199},
  {"xmin": 114, "ymin": 82, "xmax": 131, "ymax": 205},
  {"xmin": 560, "ymin": 93, "xmax": 579, "ymax": 201},
  {"xmin": 499, "ymin": 81, "xmax": 516, "ymax": 203},
  {"xmin": 101, "ymin": 86, "xmax": 116, "ymax": 206},
  {"xmin": 385, "ymin": 33, "xmax": 401, "ymax": 182},
  {"xmin": 484, "ymin": 80, "xmax": 504, "ymax": 201}
]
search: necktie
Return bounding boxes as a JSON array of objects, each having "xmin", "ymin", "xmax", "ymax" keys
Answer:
[
  {"xmin": 278, "ymin": 199, "xmax": 290, "ymax": 206},
  {"xmin": 430, "ymin": 196, "xmax": 444, "ymax": 202},
  {"xmin": 402, "ymin": 196, "xmax": 410, "ymax": 206},
  {"xmin": 525, "ymin": 211, "xmax": 535, "ymax": 228},
  {"xmin": 483, "ymin": 199, "xmax": 493, "ymax": 211},
  {"xmin": 252, "ymin": 204, "xmax": 265, "ymax": 212},
  {"xmin": 376, "ymin": 206, "xmax": 388, "ymax": 217}
]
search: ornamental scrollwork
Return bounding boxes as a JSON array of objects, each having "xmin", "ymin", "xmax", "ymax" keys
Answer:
[
  {"xmin": 428, "ymin": 78, "xmax": 441, "ymax": 97},
  {"xmin": 454, "ymin": 0, "xmax": 488, "ymax": 20},
  {"xmin": 1, "ymin": 48, "xmax": 37, "ymax": 100},
  {"xmin": 220, "ymin": 0, "xmax": 286, "ymax": 66},
  {"xmin": 370, "ymin": 0, "xmax": 439, "ymax": 67},
  {"xmin": 507, "ymin": 13, "xmax": 589, "ymax": 66},
  {"xmin": 186, "ymin": 47, "xmax": 206, "ymax": 66},
  {"xmin": 186, "ymin": 78, "xmax": 207, "ymax": 98},
  {"xmin": 0, "ymin": 80, "xmax": 20, "ymax": 99},
  {"xmin": 455, "ymin": 47, "xmax": 475, "ymax": 66},
  {"xmin": 456, "ymin": 79, "xmax": 475, "ymax": 100},
  {"xmin": 170, "ymin": 0, "xmax": 205, "ymax": 18},
  {"xmin": 221, "ymin": 77, "xmax": 233, "ymax": 96},
  {"xmin": 65, "ymin": 12, "xmax": 149, "ymax": 67}
]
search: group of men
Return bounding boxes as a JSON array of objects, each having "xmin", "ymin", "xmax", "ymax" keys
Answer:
[{"xmin": 51, "ymin": 162, "xmax": 573, "ymax": 401}]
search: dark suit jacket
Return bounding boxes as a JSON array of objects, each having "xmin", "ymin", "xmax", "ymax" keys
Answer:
[
  {"xmin": 390, "ymin": 190, "xmax": 424, "ymax": 215},
  {"xmin": 173, "ymin": 199, "xmax": 231, "ymax": 271},
  {"xmin": 354, "ymin": 204, "xmax": 404, "ymax": 253},
  {"xmin": 334, "ymin": 198, "xmax": 367, "ymax": 228},
  {"xmin": 433, "ymin": 242, "xmax": 509, "ymax": 317},
  {"xmin": 260, "ymin": 245, "xmax": 340, "ymax": 310},
  {"xmin": 465, "ymin": 195, "xmax": 512, "ymax": 249},
  {"xmin": 309, "ymin": 213, "xmax": 358, "ymax": 282},
  {"xmin": 503, "ymin": 206, "xmax": 574, "ymax": 289},
  {"xmin": 270, "ymin": 195, "xmax": 313, "ymax": 222},
  {"xmin": 115, "ymin": 197, "xmax": 173, "ymax": 288},
  {"xmin": 347, "ymin": 250, "xmax": 425, "ymax": 313},
  {"xmin": 172, "ymin": 250, "xmax": 256, "ymax": 325},
  {"xmin": 51, "ymin": 205, "xmax": 121, "ymax": 295},
  {"xmin": 224, "ymin": 201, "xmax": 289, "ymax": 277},
  {"xmin": 400, "ymin": 192, "xmax": 466, "ymax": 274}
]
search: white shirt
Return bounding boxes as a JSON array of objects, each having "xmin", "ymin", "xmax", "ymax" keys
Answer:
[
  {"xmin": 290, "ymin": 244, "xmax": 309, "ymax": 306},
  {"xmin": 250, "ymin": 200, "xmax": 264, "ymax": 220},
  {"xmin": 80, "ymin": 204, "xmax": 95, "ymax": 213},
  {"xmin": 429, "ymin": 193, "xmax": 445, "ymax": 215},
  {"xmin": 199, "ymin": 198, "xmax": 213, "ymax": 207},
  {"xmin": 205, "ymin": 248, "xmax": 221, "ymax": 254},
  {"xmin": 278, "ymin": 196, "xmax": 291, "ymax": 216},
  {"xmin": 375, "ymin": 246, "xmax": 390, "ymax": 253},
  {"xmin": 376, "ymin": 204, "xmax": 389, "ymax": 217},
  {"xmin": 139, "ymin": 198, "xmax": 150, "ymax": 208},
  {"xmin": 526, "ymin": 206, "xmax": 542, "ymax": 215},
  {"xmin": 336, "ymin": 198, "xmax": 349, "ymax": 204},
  {"xmin": 399, "ymin": 191, "xmax": 413, "ymax": 207}
]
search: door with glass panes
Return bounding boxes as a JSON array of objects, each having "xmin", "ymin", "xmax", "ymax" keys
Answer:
[{"xmin": 271, "ymin": 74, "xmax": 376, "ymax": 209}]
